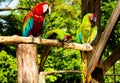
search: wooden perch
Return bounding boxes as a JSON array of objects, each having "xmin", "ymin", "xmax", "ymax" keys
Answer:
[
  {"xmin": 0, "ymin": 35, "xmax": 93, "ymax": 51},
  {"xmin": 41, "ymin": 70, "xmax": 81, "ymax": 75},
  {"xmin": 39, "ymin": 70, "xmax": 81, "ymax": 83}
]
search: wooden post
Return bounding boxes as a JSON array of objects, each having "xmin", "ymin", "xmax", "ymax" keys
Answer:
[
  {"xmin": 87, "ymin": 0, "xmax": 120, "ymax": 82},
  {"xmin": 39, "ymin": 72, "xmax": 46, "ymax": 83},
  {"xmin": 16, "ymin": 44, "xmax": 38, "ymax": 83}
]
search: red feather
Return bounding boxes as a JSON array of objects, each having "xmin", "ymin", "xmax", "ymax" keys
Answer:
[{"xmin": 23, "ymin": 2, "xmax": 50, "ymax": 37}]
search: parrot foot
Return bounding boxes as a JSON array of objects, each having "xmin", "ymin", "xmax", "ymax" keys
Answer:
[
  {"xmin": 37, "ymin": 36, "xmax": 42, "ymax": 43},
  {"xmin": 29, "ymin": 35, "xmax": 34, "ymax": 42}
]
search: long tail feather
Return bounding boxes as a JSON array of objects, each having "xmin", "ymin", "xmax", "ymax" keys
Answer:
[
  {"xmin": 81, "ymin": 51, "xmax": 87, "ymax": 83},
  {"xmin": 39, "ymin": 45, "xmax": 51, "ymax": 72}
]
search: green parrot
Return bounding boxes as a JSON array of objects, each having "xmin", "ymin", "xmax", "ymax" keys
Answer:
[
  {"xmin": 39, "ymin": 29, "xmax": 72, "ymax": 71},
  {"xmin": 45, "ymin": 29, "xmax": 72, "ymax": 42},
  {"xmin": 76, "ymin": 13, "xmax": 98, "ymax": 83}
]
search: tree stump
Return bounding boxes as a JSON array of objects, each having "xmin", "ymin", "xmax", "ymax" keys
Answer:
[{"xmin": 16, "ymin": 44, "xmax": 38, "ymax": 83}]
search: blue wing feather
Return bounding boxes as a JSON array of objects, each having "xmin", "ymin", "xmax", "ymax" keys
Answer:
[
  {"xmin": 22, "ymin": 17, "xmax": 34, "ymax": 37},
  {"xmin": 78, "ymin": 32, "xmax": 82, "ymax": 44},
  {"xmin": 41, "ymin": 19, "xmax": 46, "ymax": 32}
]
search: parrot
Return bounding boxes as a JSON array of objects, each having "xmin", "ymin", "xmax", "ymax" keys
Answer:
[
  {"xmin": 76, "ymin": 13, "xmax": 98, "ymax": 83},
  {"xmin": 22, "ymin": 2, "xmax": 51, "ymax": 41},
  {"xmin": 39, "ymin": 29, "xmax": 72, "ymax": 71},
  {"xmin": 45, "ymin": 29, "xmax": 72, "ymax": 42}
]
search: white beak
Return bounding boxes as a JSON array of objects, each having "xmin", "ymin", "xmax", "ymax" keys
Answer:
[{"xmin": 48, "ymin": 7, "xmax": 51, "ymax": 14}]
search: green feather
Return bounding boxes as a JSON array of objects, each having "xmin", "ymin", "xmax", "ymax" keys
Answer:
[
  {"xmin": 76, "ymin": 13, "xmax": 98, "ymax": 44},
  {"xmin": 45, "ymin": 29, "xmax": 71, "ymax": 41}
]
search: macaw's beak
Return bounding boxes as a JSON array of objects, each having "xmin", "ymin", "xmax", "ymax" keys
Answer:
[
  {"xmin": 43, "ymin": 4, "xmax": 51, "ymax": 15},
  {"xmin": 48, "ymin": 7, "xmax": 51, "ymax": 15}
]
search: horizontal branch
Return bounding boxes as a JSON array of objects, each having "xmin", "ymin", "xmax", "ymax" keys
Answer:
[
  {"xmin": 39, "ymin": 70, "xmax": 81, "ymax": 83},
  {"xmin": 40, "ymin": 70, "xmax": 81, "ymax": 75},
  {"xmin": 104, "ymin": 74, "xmax": 120, "ymax": 76},
  {"xmin": 0, "ymin": 7, "xmax": 30, "ymax": 11},
  {"xmin": 0, "ymin": 35, "xmax": 93, "ymax": 51}
]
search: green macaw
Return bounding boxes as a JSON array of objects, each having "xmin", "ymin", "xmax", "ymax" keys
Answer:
[
  {"xmin": 45, "ymin": 29, "xmax": 72, "ymax": 42},
  {"xmin": 39, "ymin": 29, "xmax": 72, "ymax": 71},
  {"xmin": 76, "ymin": 13, "xmax": 98, "ymax": 83}
]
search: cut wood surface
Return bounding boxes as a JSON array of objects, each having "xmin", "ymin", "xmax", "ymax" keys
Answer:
[
  {"xmin": 0, "ymin": 35, "xmax": 93, "ymax": 51},
  {"xmin": 16, "ymin": 44, "xmax": 38, "ymax": 83}
]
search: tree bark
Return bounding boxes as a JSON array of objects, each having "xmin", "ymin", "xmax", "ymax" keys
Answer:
[
  {"xmin": 103, "ymin": 47, "xmax": 120, "ymax": 73},
  {"xmin": 91, "ymin": 67, "xmax": 104, "ymax": 83},
  {"xmin": 16, "ymin": 44, "xmax": 38, "ymax": 83}
]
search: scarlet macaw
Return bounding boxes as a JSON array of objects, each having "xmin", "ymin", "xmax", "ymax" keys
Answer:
[{"xmin": 22, "ymin": 2, "xmax": 51, "ymax": 40}]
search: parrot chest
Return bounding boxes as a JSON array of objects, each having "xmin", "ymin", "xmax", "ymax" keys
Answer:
[
  {"xmin": 31, "ymin": 15, "xmax": 44, "ymax": 36},
  {"xmin": 81, "ymin": 24, "xmax": 92, "ymax": 43}
]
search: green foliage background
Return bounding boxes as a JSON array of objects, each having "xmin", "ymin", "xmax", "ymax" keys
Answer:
[{"xmin": 0, "ymin": 0, "xmax": 120, "ymax": 82}]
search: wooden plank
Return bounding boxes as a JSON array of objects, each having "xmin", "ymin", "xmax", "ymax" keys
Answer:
[
  {"xmin": 87, "ymin": 0, "xmax": 120, "ymax": 82},
  {"xmin": 16, "ymin": 44, "xmax": 38, "ymax": 83},
  {"xmin": 103, "ymin": 47, "xmax": 120, "ymax": 73}
]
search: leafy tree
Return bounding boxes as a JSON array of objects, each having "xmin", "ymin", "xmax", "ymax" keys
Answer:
[
  {"xmin": 0, "ymin": 50, "xmax": 17, "ymax": 83},
  {"xmin": 0, "ymin": 0, "xmax": 120, "ymax": 82}
]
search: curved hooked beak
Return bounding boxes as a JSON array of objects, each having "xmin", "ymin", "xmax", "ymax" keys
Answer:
[
  {"xmin": 43, "ymin": 4, "xmax": 51, "ymax": 15},
  {"xmin": 48, "ymin": 7, "xmax": 51, "ymax": 14},
  {"xmin": 90, "ymin": 16, "xmax": 96, "ymax": 22},
  {"xmin": 93, "ymin": 16, "xmax": 96, "ymax": 22}
]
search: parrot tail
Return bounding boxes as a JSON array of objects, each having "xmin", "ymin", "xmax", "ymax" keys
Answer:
[
  {"xmin": 81, "ymin": 51, "xmax": 87, "ymax": 83},
  {"xmin": 39, "ymin": 45, "xmax": 51, "ymax": 72}
]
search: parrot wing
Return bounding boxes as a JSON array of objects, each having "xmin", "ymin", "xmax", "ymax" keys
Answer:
[
  {"xmin": 45, "ymin": 29, "xmax": 70, "ymax": 41},
  {"xmin": 76, "ymin": 24, "xmax": 83, "ymax": 43},
  {"xmin": 45, "ymin": 30, "xmax": 58, "ymax": 39},
  {"xmin": 22, "ymin": 16, "xmax": 34, "ymax": 37},
  {"xmin": 89, "ymin": 26, "xmax": 98, "ymax": 43}
]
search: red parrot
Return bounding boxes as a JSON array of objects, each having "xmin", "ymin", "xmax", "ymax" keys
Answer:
[{"xmin": 22, "ymin": 2, "xmax": 51, "ymax": 38}]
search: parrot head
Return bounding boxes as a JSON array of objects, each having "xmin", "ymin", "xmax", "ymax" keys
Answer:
[
  {"xmin": 32, "ymin": 2, "xmax": 51, "ymax": 16},
  {"xmin": 89, "ymin": 13, "xmax": 97, "ymax": 27},
  {"xmin": 63, "ymin": 35, "xmax": 72, "ymax": 42}
]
